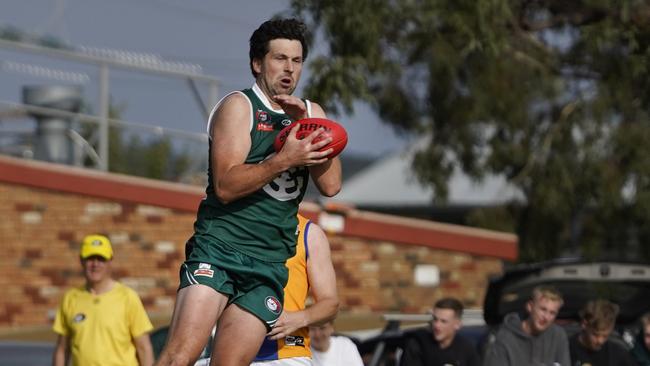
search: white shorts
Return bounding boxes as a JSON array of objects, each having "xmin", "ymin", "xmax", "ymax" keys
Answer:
[
  {"xmin": 251, "ymin": 357, "xmax": 312, "ymax": 366},
  {"xmin": 195, "ymin": 357, "xmax": 312, "ymax": 366}
]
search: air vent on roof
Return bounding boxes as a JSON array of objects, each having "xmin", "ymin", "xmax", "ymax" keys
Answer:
[
  {"xmin": 600, "ymin": 264, "xmax": 611, "ymax": 277},
  {"xmin": 563, "ymin": 268, "xmax": 578, "ymax": 275}
]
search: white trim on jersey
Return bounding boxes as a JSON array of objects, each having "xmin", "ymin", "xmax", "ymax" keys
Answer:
[
  {"xmin": 206, "ymin": 90, "xmax": 254, "ymax": 139},
  {"xmin": 252, "ymin": 83, "xmax": 285, "ymax": 114},
  {"xmin": 206, "ymin": 83, "xmax": 313, "ymax": 141}
]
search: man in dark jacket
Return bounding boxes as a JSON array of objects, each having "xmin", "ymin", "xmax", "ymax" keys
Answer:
[
  {"xmin": 569, "ymin": 299, "xmax": 636, "ymax": 366},
  {"xmin": 400, "ymin": 297, "xmax": 480, "ymax": 366},
  {"xmin": 483, "ymin": 285, "xmax": 571, "ymax": 366},
  {"xmin": 631, "ymin": 312, "xmax": 650, "ymax": 366}
]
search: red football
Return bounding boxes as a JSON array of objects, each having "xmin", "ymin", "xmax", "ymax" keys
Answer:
[{"xmin": 273, "ymin": 117, "xmax": 348, "ymax": 159}]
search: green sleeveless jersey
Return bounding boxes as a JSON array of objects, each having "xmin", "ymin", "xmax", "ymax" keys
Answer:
[{"xmin": 195, "ymin": 85, "xmax": 309, "ymax": 262}]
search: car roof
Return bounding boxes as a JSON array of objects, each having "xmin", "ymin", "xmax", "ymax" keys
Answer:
[{"xmin": 483, "ymin": 259, "xmax": 650, "ymax": 326}]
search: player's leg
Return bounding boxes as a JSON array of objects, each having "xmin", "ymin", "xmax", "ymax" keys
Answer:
[
  {"xmin": 156, "ymin": 252, "xmax": 235, "ymax": 366},
  {"xmin": 209, "ymin": 304, "xmax": 268, "ymax": 366},
  {"xmin": 156, "ymin": 284, "xmax": 228, "ymax": 366},
  {"xmin": 210, "ymin": 254, "xmax": 288, "ymax": 366}
]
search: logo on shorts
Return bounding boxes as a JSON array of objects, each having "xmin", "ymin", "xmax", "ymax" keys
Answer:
[
  {"xmin": 264, "ymin": 296, "xmax": 282, "ymax": 314},
  {"xmin": 72, "ymin": 313, "xmax": 86, "ymax": 323},
  {"xmin": 285, "ymin": 335, "xmax": 305, "ymax": 347},
  {"xmin": 194, "ymin": 263, "xmax": 214, "ymax": 278}
]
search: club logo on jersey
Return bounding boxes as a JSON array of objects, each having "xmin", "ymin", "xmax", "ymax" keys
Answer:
[
  {"xmin": 256, "ymin": 109, "xmax": 269, "ymax": 122},
  {"xmin": 261, "ymin": 154, "xmax": 306, "ymax": 201},
  {"xmin": 281, "ymin": 119, "xmax": 292, "ymax": 126},
  {"xmin": 264, "ymin": 296, "xmax": 282, "ymax": 314},
  {"xmin": 72, "ymin": 313, "xmax": 86, "ymax": 323},
  {"xmin": 285, "ymin": 335, "xmax": 305, "ymax": 347},
  {"xmin": 194, "ymin": 263, "xmax": 214, "ymax": 277}
]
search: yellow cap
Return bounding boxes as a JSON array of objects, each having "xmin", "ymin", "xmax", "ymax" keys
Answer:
[{"xmin": 80, "ymin": 234, "xmax": 113, "ymax": 260}]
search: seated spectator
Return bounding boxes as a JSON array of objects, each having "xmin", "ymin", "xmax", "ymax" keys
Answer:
[
  {"xmin": 400, "ymin": 297, "xmax": 480, "ymax": 366},
  {"xmin": 631, "ymin": 312, "xmax": 650, "ymax": 365},
  {"xmin": 569, "ymin": 299, "xmax": 636, "ymax": 366},
  {"xmin": 483, "ymin": 285, "xmax": 570, "ymax": 366},
  {"xmin": 310, "ymin": 320, "xmax": 363, "ymax": 366}
]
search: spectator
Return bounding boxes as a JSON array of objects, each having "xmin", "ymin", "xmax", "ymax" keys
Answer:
[
  {"xmin": 569, "ymin": 299, "xmax": 636, "ymax": 366},
  {"xmin": 631, "ymin": 312, "xmax": 650, "ymax": 366},
  {"xmin": 310, "ymin": 320, "xmax": 363, "ymax": 366},
  {"xmin": 52, "ymin": 234, "xmax": 154, "ymax": 366},
  {"xmin": 483, "ymin": 285, "xmax": 570, "ymax": 366},
  {"xmin": 400, "ymin": 297, "xmax": 481, "ymax": 366}
]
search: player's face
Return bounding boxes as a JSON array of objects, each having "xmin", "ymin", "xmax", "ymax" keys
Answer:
[
  {"xmin": 581, "ymin": 325, "xmax": 613, "ymax": 351},
  {"xmin": 526, "ymin": 296, "xmax": 561, "ymax": 334},
  {"xmin": 645, "ymin": 323, "xmax": 650, "ymax": 350},
  {"xmin": 253, "ymin": 38, "xmax": 303, "ymax": 98},
  {"xmin": 309, "ymin": 321, "xmax": 334, "ymax": 352},
  {"xmin": 81, "ymin": 255, "xmax": 111, "ymax": 284},
  {"xmin": 431, "ymin": 308, "xmax": 460, "ymax": 345}
]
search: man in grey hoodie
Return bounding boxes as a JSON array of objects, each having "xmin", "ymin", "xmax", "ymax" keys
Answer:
[{"xmin": 483, "ymin": 285, "xmax": 571, "ymax": 366}]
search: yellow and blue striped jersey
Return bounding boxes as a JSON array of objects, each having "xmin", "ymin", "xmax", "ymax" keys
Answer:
[{"xmin": 254, "ymin": 215, "xmax": 311, "ymax": 361}]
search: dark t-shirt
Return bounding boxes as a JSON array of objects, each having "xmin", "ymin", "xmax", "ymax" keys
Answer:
[
  {"xmin": 569, "ymin": 333, "xmax": 636, "ymax": 366},
  {"xmin": 400, "ymin": 328, "xmax": 481, "ymax": 366}
]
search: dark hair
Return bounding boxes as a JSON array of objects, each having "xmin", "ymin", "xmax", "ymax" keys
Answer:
[
  {"xmin": 435, "ymin": 297, "xmax": 464, "ymax": 318},
  {"xmin": 249, "ymin": 18, "xmax": 309, "ymax": 78},
  {"xmin": 580, "ymin": 299, "xmax": 619, "ymax": 331}
]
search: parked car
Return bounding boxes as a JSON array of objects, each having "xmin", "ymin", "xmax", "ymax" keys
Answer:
[{"xmin": 358, "ymin": 259, "xmax": 650, "ymax": 366}]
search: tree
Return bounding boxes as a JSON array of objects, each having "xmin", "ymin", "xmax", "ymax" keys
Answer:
[
  {"xmin": 81, "ymin": 101, "xmax": 195, "ymax": 182},
  {"xmin": 290, "ymin": 0, "xmax": 650, "ymax": 262}
]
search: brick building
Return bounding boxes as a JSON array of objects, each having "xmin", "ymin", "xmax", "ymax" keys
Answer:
[{"xmin": 0, "ymin": 155, "xmax": 517, "ymax": 330}]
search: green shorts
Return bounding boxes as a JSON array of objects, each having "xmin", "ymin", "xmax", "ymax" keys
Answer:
[{"xmin": 179, "ymin": 235, "xmax": 288, "ymax": 330}]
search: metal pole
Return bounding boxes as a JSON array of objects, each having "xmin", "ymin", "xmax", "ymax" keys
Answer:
[
  {"xmin": 187, "ymin": 79, "xmax": 209, "ymax": 121},
  {"xmin": 208, "ymin": 81, "xmax": 219, "ymax": 118},
  {"xmin": 98, "ymin": 63, "xmax": 110, "ymax": 171}
]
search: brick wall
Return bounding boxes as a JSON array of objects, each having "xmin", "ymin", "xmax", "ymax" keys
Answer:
[
  {"xmin": 0, "ymin": 156, "xmax": 516, "ymax": 330},
  {"xmin": 328, "ymin": 236, "xmax": 503, "ymax": 314},
  {"xmin": 0, "ymin": 182, "xmax": 195, "ymax": 327}
]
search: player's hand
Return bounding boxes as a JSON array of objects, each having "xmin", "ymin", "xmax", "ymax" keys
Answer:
[
  {"xmin": 266, "ymin": 311, "xmax": 306, "ymax": 341},
  {"xmin": 272, "ymin": 94, "xmax": 308, "ymax": 121},
  {"xmin": 276, "ymin": 123, "xmax": 334, "ymax": 167}
]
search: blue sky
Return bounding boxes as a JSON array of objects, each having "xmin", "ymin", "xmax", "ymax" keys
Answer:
[{"xmin": 0, "ymin": 0, "xmax": 410, "ymax": 157}]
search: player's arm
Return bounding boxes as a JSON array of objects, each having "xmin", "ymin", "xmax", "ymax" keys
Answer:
[
  {"xmin": 51, "ymin": 334, "xmax": 69, "ymax": 366},
  {"xmin": 211, "ymin": 94, "xmax": 333, "ymax": 204},
  {"xmin": 267, "ymin": 223, "xmax": 339, "ymax": 340},
  {"xmin": 133, "ymin": 333, "xmax": 154, "ymax": 366},
  {"xmin": 305, "ymin": 102, "xmax": 342, "ymax": 197},
  {"xmin": 303, "ymin": 222, "xmax": 339, "ymax": 325}
]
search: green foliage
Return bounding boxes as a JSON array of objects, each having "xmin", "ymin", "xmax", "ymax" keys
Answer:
[
  {"xmin": 82, "ymin": 101, "xmax": 194, "ymax": 182},
  {"xmin": 108, "ymin": 131, "xmax": 193, "ymax": 182},
  {"xmin": 291, "ymin": 0, "xmax": 650, "ymax": 262}
]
